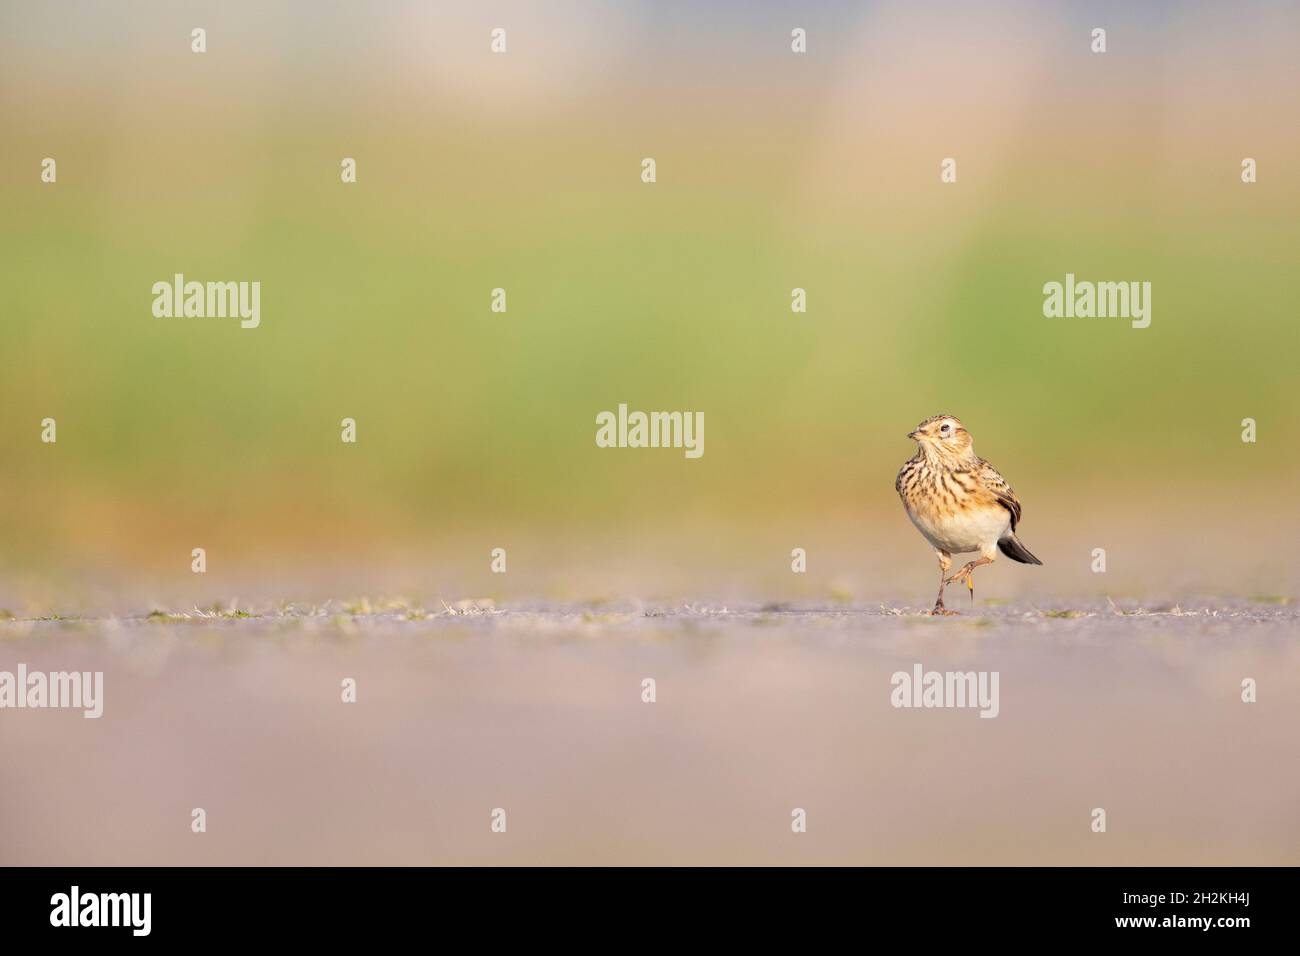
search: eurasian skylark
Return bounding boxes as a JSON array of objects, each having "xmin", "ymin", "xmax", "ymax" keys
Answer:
[{"xmin": 895, "ymin": 415, "xmax": 1042, "ymax": 614}]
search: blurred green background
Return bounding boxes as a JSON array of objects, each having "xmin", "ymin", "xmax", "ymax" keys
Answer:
[{"xmin": 2, "ymin": 1, "xmax": 1298, "ymax": 602}]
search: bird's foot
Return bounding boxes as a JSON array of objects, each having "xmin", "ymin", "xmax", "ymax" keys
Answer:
[
  {"xmin": 927, "ymin": 604, "xmax": 960, "ymax": 616},
  {"xmin": 944, "ymin": 562, "xmax": 980, "ymax": 602}
]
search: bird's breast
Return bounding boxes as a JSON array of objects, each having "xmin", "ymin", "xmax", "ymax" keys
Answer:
[{"xmin": 898, "ymin": 463, "xmax": 1010, "ymax": 555}]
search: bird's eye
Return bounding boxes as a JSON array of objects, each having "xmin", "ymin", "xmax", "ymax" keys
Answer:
[{"xmin": 940, "ymin": 423, "xmax": 950, "ymax": 434}]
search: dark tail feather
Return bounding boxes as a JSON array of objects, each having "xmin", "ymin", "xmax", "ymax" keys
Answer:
[{"xmin": 998, "ymin": 535, "xmax": 1043, "ymax": 565}]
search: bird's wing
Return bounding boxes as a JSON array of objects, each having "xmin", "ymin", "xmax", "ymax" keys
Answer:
[{"xmin": 977, "ymin": 458, "xmax": 1021, "ymax": 531}]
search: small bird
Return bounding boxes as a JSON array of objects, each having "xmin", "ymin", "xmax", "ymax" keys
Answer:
[{"xmin": 895, "ymin": 415, "xmax": 1042, "ymax": 614}]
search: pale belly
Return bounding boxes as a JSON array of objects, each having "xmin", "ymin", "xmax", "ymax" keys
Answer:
[{"xmin": 907, "ymin": 504, "xmax": 1011, "ymax": 556}]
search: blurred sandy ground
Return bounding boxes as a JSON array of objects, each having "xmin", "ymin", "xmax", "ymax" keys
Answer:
[
  {"xmin": 1, "ymin": 606, "xmax": 1296, "ymax": 866},
  {"xmin": 1, "ymin": 495, "xmax": 1296, "ymax": 618}
]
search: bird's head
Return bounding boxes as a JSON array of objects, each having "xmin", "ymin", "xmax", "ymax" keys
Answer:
[{"xmin": 908, "ymin": 415, "xmax": 975, "ymax": 463}]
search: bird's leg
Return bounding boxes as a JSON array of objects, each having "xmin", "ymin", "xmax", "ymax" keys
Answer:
[
  {"xmin": 929, "ymin": 551, "xmax": 958, "ymax": 615},
  {"xmin": 945, "ymin": 556, "xmax": 994, "ymax": 603}
]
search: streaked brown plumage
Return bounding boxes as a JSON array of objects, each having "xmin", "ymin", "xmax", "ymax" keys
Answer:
[{"xmin": 896, "ymin": 415, "xmax": 1042, "ymax": 614}]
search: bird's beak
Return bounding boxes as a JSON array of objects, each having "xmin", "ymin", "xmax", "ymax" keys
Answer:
[{"xmin": 907, "ymin": 430, "xmax": 921, "ymax": 441}]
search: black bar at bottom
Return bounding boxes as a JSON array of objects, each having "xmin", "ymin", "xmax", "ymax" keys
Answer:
[{"xmin": 0, "ymin": 866, "xmax": 1281, "ymax": 942}]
